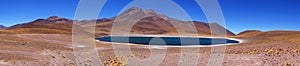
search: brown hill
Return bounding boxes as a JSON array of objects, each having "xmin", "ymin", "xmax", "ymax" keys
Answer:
[
  {"xmin": 235, "ymin": 30, "xmax": 263, "ymax": 37},
  {"xmin": 0, "ymin": 16, "xmax": 74, "ymax": 34},
  {"xmin": 248, "ymin": 30, "xmax": 300, "ymax": 40},
  {"xmin": 236, "ymin": 30, "xmax": 300, "ymax": 45},
  {"xmin": 235, "ymin": 30, "xmax": 300, "ymax": 38}
]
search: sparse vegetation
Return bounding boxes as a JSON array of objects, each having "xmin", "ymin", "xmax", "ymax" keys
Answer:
[{"xmin": 103, "ymin": 56, "xmax": 128, "ymax": 66}]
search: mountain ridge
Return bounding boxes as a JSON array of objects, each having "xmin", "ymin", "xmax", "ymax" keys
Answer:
[{"xmin": 1, "ymin": 7, "xmax": 238, "ymax": 36}]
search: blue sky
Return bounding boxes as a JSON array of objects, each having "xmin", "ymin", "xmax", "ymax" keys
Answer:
[{"xmin": 0, "ymin": 0, "xmax": 300, "ymax": 34}]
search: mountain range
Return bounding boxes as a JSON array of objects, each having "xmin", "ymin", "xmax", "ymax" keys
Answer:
[
  {"xmin": 0, "ymin": 7, "xmax": 234, "ymax": 36},
  {"xmin": 0, "ymin": 7, "xmax": 299, "ymax": 37}
]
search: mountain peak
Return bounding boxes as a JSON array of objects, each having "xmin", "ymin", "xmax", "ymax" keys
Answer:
[
  {"xmin": 118, "ymin": 7, "xmax": 168, "ymax": 20},
  {"xmin": 47, "ymin": 16, "xmax": 60, "ymax": 20},
  {"xmin": 0, "ymin": 25, "xmax": 6, "ymax": 29},
  {"xmin": 237, "ymin": 30, "xmax": 262, "ymax": 35},
  {"xmin": 128, "ymin": 7, "xmax": 143, "ymax": 11},
  {"xmin": 121, "ymin": 7, "xmax": 143, "ymax": 15},
  {"xmin": 12, "ymin": 16, "xmax": 73, "ymax": 25}
]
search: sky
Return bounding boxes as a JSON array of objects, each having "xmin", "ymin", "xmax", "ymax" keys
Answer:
[{"xmin": 0, "ymin": 0, "xmax": 300, "ymax": 34}]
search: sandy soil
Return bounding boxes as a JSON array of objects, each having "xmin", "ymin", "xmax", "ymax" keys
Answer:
[{"xmin": 0, "ymin": 34, "xmax": 299, "ymax": 66}]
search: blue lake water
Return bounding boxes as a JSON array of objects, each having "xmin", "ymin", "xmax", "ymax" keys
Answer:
[{"xmin": 95, "ymin": 36, "xmax": 240, "ymax": 46}]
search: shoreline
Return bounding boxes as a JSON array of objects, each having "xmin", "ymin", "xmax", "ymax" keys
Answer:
[{"xmin": 99, "ymin": 35, "xmax": 243, "ymax": 43}]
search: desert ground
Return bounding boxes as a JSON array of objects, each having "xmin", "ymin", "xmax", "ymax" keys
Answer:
[{"xmin": 0, "ymin": 31, "xmax": 299, "ymax": 66}]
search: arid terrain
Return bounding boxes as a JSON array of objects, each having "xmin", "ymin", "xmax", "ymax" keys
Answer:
[{"xmin": 0, "ymin": 7, "xmax": 299, "ymax": 66}]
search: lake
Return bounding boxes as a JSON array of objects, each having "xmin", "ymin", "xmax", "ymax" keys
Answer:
[{"xmin": 95, "ymin": 36, "xmax": 240, "ymax": 46}]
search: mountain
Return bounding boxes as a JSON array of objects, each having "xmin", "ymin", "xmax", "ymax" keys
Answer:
[
  {"xmin": 81, "ymin": 7, "xmax": 235, "ymax": 36},
  {"xmin": 9, "ymin": 16, "xmax": 73, "ymax": 28},
  {"xmin": 0, "ymin": 7, "xmax": 235, "ymax": 36},
  {"xmin": 255, "ymin": 30, "xmax": 300, "ymax": 37},
  {"xmin": 0, "ymin": 25, "xmax": 6, "ymax": 29},
  {"xmin": 235, "ymin": 30, "xmax": 300, "ymax": 38},
  {"xmin": 1, "ymin": 16, "xmax": 74, "ymax": 34}
]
